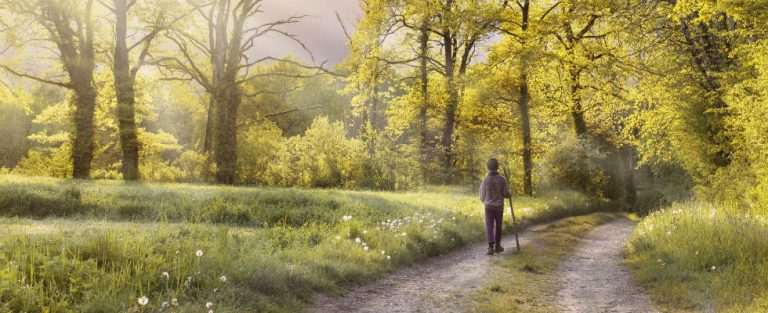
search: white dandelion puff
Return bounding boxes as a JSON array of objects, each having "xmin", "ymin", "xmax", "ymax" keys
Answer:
[
  {"xmin": 402, "ymin": 232, "xmax": 407, "ymax": 237},
  {"xmin": 387, "ymin": 255, "xmax": 391, "ymax": 260},
  {"xmin": 206, "ymin": 302, "xmax": 213, "ymax": 309},
  {"xmin": 161, "ymin": 272, "xmax": 169, "ymax": 279},
  {"xmin": 355, "ymin": 237, "xmax": 361, "ymax": 244},
  {"xmin": 196, "ymin": 250, "xmax": 203, "ymax": 257},
  {"xmin": 171, "ymin": 298, "xmax": 178, "ymax": 306},
  {"xmin": 364, "ymin": 246, "xmax": 369, "ymax": 251},
  {"xmin": 138, "ymin": 296, "xmax": 149, "ymax": 306},
  {"xmin": 219, "ymin": 275, "xmax": 227, "ymax": 283}
]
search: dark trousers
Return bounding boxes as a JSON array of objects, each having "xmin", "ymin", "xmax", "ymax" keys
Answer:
[{"xmin": 484, "ymin": 205, "xmax": 504, "ymax": 245}]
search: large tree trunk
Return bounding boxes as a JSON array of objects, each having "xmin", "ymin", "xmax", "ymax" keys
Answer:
[
  {"xmin": 518, "ymin": 74, "xmax": 533, "ymax": 196},
  {"xmin": 212, "ymin": 86, "xmax": 240, "ymax": 184},
  {"xmin": 418, "ymin": 19, "xmax": 430, "ymax": 177},
  {"xmin": 517, "ymin": 0, "xmax": 533, "ymax": 196},
  {"xmin": 70, "ymin": 78, "xmax": 97, "ymax": 179},
  {"xmin": 441, "ymin": 30, "xmax": 457, "ymax": 181},
  {"xmin": 113, "ymin": 0, "xmax": 140, "ymax": 181},
  {"xmin": 569, "ymin": 67, "xmax": 588, "ymax": 136}
]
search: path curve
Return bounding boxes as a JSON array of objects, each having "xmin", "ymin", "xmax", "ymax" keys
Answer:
[
  {"xmin": 557, "ymin": 218, "xmax": 657, "ymax": 313},
  {"xmin": 306, "ymin": 227, "xmax": 541, "ymax": 313}
]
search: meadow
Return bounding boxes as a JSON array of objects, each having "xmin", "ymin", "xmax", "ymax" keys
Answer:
[
  {"xmin": 626, "ymin": 202, "xmax": 768, "ymax": 312},
  {"xmin": 0, "ymin": 175, "xmax": 611, "ymax": 312}
]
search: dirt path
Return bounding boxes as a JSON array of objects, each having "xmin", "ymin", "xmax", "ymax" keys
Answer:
[
  {"xmin": 306, "ymin": 227, "xmax": 541, "ymax": 313},
  {"xmin": 556, "ymin": 218, "xmax": 657, "ymax": 313}
]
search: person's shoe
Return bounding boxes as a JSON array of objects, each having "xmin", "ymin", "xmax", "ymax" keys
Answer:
[
  {"xmin": 494, "ymin": 244, "xmax": 505, "ymax": 253},
  {"xmin": 486, "ymin": 246, "xmax": 495, "ymax": 255}
]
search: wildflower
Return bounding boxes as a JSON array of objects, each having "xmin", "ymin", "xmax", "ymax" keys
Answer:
[
  {"xmin": 161, "ymin": 272, "xmax": 169, "ymax": 279},
  {"xmin": 452, "ymin": 216, "xmax": 456, "ymax": 220},
  {"xmin": 381, "ymin": 250, "xmax": 385, "ymax": 255},
  {"xmin": 657, "ymin": 259, "xmax": 663, "ymax": 263},
  {"xmin": 387, "ymin": 255, "xmax": 391, "ymax": 260},
  {"xmin": 364, "ymin": 246, "xmax": 369, "ymax": 251},
  {"xmin": 355, "ymin": 237, "xmax": 361, "ymax": 244},
  {"xmin": 209, "ymin": 311, "xmax": 213, "ymax": 313},
  {"xmin": 138, "ymin": 296, "xmax": 149, "ymax": 306},
  {"xmin": 161, "ymin": 301, "xmax": 169, "ymax": 309},
  {"xmin": 335, "ymin": 235, "xmax": 341, "ymax": 240},
  {"xmin": 343, "ymin": 215, "xmax": 352, "ymax": 222},
  {"xmin": 175, "ymin": 250, "xmax": 180, "ymax": 256},
  {"xmin": 695, "ymin": 251, "xmax": 699, "ymax": 255},
  {"xmin": 666, "ymin": 231, "xmax": 672, "ymax": 236},
  {"xmin": 363, "ymin": 230, "xmax": 368, "ymax": 234},
  {"xmin": 171, "ymin": 298, "xmax": 178, "ymax": 306},
  {"xmin": 196, "ymin": 250, "xmax": 204, "ymax": 257},
  {"xmin": 402, "ymin": 232, "xmax": 407, "ymax": 237},
  {"xmin": 711, "ymin": 266, "xmax": 716, "ymax": 271},
  {"xmin": 206, "ymin": 302, "xmax": 213, "ymax": 309},
  {"xmin": 219, "ymin": 275, "xmax": 227, "ymax": 283}
]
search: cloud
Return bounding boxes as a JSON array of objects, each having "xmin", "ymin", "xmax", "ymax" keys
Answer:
[{"xmin": 246, "ymin": 0, "xmax": 361, "ymax": 65}]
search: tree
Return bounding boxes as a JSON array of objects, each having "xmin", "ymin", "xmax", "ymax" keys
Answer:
[
  {"xmin": 157, "ymin": 0, "xmax": 319, "ymax": 184},
  {"xmin": 1, "ymin": 0, "xmax": 98, "ymax": 179},
  {"xmin": 100, "ymin": 0, "xmax": 172, "ymax": 180},
  {"xmin": 491, "ymin": 0, "xmax": 560, "ymax": 196}
]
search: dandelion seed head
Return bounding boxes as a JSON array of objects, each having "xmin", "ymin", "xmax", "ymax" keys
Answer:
[
  {"xmin": 364, "ymin": 246, "xmax": 369, "ymax": 251},
  {"xmin": 355, "ymin": 237, "xmax": 361, "ymax": 244},
  {"xmin": 206, "ymin": 302, "xmax": 213, "ymax": 309},
  {"xmin": 161, "ymin": 272, "xmax": 169, "ymax": 279},
  {"xmin": 196, "ymin": 250, "xmax": 203, "ymax": 257},
  {"xmin": 171, "ymin": 298, "xmax": 178, "ymax": 306},
  {"xmin": 219, "ymin": 275, "xmax": 227, "ymax": 283},
  {"xmin": 138, "ymin": 296, "xmax": 149, "ymax": 306}
]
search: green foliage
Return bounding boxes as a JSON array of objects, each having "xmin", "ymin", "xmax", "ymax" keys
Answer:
[{"xmin": 538, "ymin": 134, "xmax": 608, "ymax": 196}]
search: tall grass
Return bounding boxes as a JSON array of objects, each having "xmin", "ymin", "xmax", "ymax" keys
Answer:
[
  {"xmin": 626, "ymin": 202, "xmax": 768, "ymax": 312},
  {"xmin": 0, "ymin": 174, "xmax": 613, "ymax": 312}
]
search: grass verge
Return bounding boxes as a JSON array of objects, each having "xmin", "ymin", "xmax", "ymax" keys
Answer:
[
  {"xmin": 626, "ymin": 202, "xmax": 768, "ymax": 313},
  {"xmin": 467, "ymin": 212, "xmax": 624, "ymax": 312},
  {"xmin": 0, "ymin": 175, "xmax": 614, "ymax": 312}
]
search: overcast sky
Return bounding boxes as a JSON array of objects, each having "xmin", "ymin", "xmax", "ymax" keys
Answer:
[{"xmin": 254, "ymin": 0, "xmax": 362, "ymax": 65}]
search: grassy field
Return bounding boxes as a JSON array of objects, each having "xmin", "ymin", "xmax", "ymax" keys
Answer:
[
  {"xmin": 467, "ymin": 212, "xmax": 625, "ymax": 312},
  {"xmin": 0, "ymin": 175, "xmax": 613, "ymax": 312},
  {"xmin": 626, "ymin": 202, "xmax": 768, "ymax": 312}
]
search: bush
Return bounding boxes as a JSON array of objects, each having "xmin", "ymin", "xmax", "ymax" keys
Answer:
[{"xmin": 538, "ymin": 134, "xmax": 608, "ymax": 196}]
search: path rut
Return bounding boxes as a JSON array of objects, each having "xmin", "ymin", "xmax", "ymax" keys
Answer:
[
  {"xmin": 556, "ymin": 218, "xmax": 657, "ymax": 313},
  {"xmin": 306, "ymin": 228, "xmax": 539, "ymax": 313}
]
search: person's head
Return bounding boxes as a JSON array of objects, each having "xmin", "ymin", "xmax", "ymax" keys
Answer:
[{"xmin": 486, "ymin": 158, "xmax": 499, "ymax": 172}]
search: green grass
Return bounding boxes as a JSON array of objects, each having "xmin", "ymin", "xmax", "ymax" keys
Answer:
[
  {"xmin": 0, "ymin": 174, "xmax": 613, "ymax": 312},
  {"xmin": 626, "ymin": 202, "xmax": 768, "ymax": 312},
  {"xmin": 468, "ymin": 212, "xmax": 624, "ymax": 312}
]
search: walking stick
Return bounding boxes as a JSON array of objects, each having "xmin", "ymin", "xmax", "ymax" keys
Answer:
[{"xmin": 502, "ymin": 167, "xmax": 521, "ymax": 252}]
